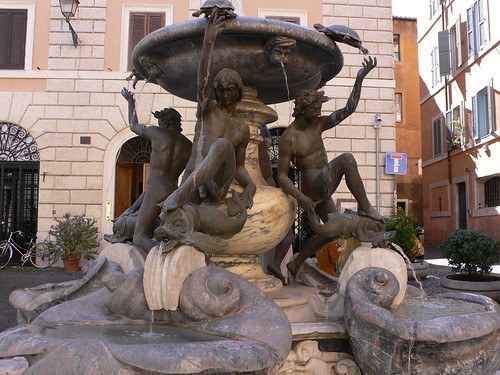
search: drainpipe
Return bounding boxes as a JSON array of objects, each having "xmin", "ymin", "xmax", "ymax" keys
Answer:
[{"xmin": 373, "ymin": 113, "xmax": 382, "ymax": 212}]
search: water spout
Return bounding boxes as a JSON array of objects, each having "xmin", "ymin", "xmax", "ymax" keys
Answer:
[
  {"xmin": 391, "ymin": 242, "xmax": 424, "ymax": 293},
  {"xmin": 280, "ymin": 60, "xmax": 291, "ymax": 102}
]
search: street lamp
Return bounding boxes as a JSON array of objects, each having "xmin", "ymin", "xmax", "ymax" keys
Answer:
[{"xmin": 59, "ymin": 0, "xmax": 80, "ymax": 47}]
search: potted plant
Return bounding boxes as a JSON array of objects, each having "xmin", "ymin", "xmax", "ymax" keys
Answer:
[
  {"xmin": 46, "ymin": 213, "xmax": 100, "ymax": 273},
  {"xmin": 385, "ymin": 208, "xmax": 429, "ymax": 280},
  {"xmin": 440, "ymin": 229, "xmax": 500, "ymax": 302},
  {"xmin": 447, "ymin": 118, "xmax": 463, "ymax": 150}
]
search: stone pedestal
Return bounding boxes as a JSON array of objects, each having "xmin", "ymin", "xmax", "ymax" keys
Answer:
[
  {"xmin": 193, "ymin": 88, "xmax": 296, "ymax": 292},
  {"xmin": 143, "ymin": 245, "xmax": 206, "ymax": 310}
]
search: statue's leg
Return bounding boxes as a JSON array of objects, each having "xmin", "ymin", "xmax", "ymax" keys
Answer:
[
  {"xmin": 267, "ymin": 229, "xmax": 294, "ymax": 285},
  {"xmin": 134, "ymin": 181, "xmax": 174, "ymax": 252},
  {"xmin": 286, "ymin": 234, "xmax": 338, "ymax": 279},
  {"xmin": 285, "ymin": 200, "xmax": 335, "ymax": 278},
  {"xmin": 325, "ymin": 153, "xmax": 384, "ymax": 221},
  {"xmin": 160, "ymin": 139, "xmax": 235, "ymax": 211}
]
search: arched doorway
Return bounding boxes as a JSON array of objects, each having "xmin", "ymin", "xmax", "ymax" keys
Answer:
[
  {"xmin": 0, "ymin": 123, "xmax": 40, "ymax": 245},
  {"xmin": 114, "ymin": 136, "xmax": 151, "ymax": 217}
]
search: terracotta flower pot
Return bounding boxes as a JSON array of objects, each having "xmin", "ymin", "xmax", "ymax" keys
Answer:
[{"xmin": 62, "ymin": 256, "xmax": 80, "ymax": 273}]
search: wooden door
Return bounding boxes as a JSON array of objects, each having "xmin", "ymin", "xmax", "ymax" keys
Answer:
[
  {"xmin": 142, "ymin": 163, "xmax": 150, "ymax": 191},
  {"xmin": 115, "ymin": 164, "xmax": 132, "ymax": 217}
]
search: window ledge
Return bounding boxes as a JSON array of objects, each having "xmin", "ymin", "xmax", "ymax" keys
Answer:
[
  {"xmin": 472, "ymin": 207, "xmax": 500, "ymax": 217},
  {"xmin": 430, "ymin": 211, "xmax": 450, "ymax": 218}
]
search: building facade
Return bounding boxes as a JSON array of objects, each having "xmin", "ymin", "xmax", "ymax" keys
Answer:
[
  {"xmin": 393, "ymin": 16, "xmax": 423, "ymax": 224},
  {"xmin": 418, "ymin": 0, "xmax": 500, "ymax": 243},
  {"xmin": 0, "ymin": 0, "xmax": 395, "ymax": 246}
]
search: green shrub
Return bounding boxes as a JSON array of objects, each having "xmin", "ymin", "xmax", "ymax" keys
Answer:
[
  {"xmin": 46, "ymin": 213, "xmax": 100, "ymax": 260},
  {"xmin": 385, "ymin": 208, "xmax": 418, "ymax": 261},
  {"xmin": 441, "ymin": 229, "xmax": 499, "ymax": 277}
]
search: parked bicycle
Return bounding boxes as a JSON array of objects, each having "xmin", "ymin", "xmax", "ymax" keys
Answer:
[{"xmin": 0, "ymin": 230, "xmax": 56, "ymax": 269}]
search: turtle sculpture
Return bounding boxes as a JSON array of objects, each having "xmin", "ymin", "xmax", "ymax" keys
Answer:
[
  {"xmin": 314, "ymin": 23, "xmax": 369, "ymax": 55},
  {"xmin": 192, "ymin": 0, "xmax": 237, "ymax": 19}
]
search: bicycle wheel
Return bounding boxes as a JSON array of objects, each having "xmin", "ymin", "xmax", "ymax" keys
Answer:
[
  {"xmin": 0, "ymin": 241, "xmax": 13, "ymax": 269},
  {"xmin": 28, "ymin": 242, "xmax": 57, "ymax": 269}
]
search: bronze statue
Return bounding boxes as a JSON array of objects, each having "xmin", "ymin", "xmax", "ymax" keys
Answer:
[
  {"xmin": 121, "ymin": 88, "xmax": 192, "ymax": 252},
  {"xmin": 155, "ymin": 9, "xmax": 256, "ymax": 247},
  {"xmin": 277, "ymin": 56, "xmax": 386, "ymax": 276}
]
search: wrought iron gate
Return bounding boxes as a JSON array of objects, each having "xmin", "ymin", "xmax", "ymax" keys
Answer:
[{"xmin": 0, "ymin": 123, "xmax": 40, "ymax": 243}]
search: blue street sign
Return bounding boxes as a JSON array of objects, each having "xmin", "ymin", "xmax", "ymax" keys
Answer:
[{"xmin": 385, "ymin": 152, "xmax": 407, "ymax": 175}]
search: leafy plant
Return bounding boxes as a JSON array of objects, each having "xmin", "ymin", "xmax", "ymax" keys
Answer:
[
  {"xmin": 46, "ymin": 213, "xmax": 100, "ymax": 260},
  {"xmin": 441, "ymin": 229, "xmax": 500, "ymax": 277},
  {"xmin": 385, "ymin": 208, "xmax": 419, "ymax": 262},
  {"xmin": 447, "ymin": 118, "xmax": 463, "ymax": 149}
]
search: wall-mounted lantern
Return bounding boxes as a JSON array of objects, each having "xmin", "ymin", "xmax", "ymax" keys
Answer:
[{"xmin": 59, "ymin": 0, "xmax": 80, "ymax": 47}]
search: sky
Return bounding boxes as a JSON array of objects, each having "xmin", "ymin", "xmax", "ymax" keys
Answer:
[{"xmin": 392, "ymin": 0, "xmax": 422, "ymax": 18}]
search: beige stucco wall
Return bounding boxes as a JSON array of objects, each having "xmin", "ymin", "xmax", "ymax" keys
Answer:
[{"xmin": 0, "ymin": 0, "xmax": 395, "ymax": 241}]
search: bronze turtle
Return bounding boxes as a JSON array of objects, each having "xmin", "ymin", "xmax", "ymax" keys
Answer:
[
  {"xmin": 192, "ymin": 0, "xmax": 237, "ymax": 19},
  {"xmin": 314, "ymin": 23, "xmax": 369, "ymax": 55}
]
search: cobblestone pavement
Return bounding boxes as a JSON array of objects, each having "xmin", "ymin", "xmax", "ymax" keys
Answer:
[{"xmin": 0, "ymin": 266, "xmax": 83, "ymax": 332}]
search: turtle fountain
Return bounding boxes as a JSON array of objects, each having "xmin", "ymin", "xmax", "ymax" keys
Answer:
[{"xmin": 0, "ymin": 1, "xmax": 499, "ymax": 374}]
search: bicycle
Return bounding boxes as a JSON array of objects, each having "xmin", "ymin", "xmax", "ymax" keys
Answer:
[{"xmin": 0, "ymin": 230, "xmax": 57, "ymax": 269}]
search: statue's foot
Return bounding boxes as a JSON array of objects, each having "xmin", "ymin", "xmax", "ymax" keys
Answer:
[
  {"xmin": 286, "ymin": 260, "xmax": 301, "ymax": 280},
  {"xmin": 159, "ymin": 195, "xmax": 180, "ymax": 212},
  {"xmin": 226, "ymin": 190, "xmax": 245, "ymax": 217},
  {"xmin": 267, "ymin": 263, "xmax": 287, "ymax": 286},
  {"xmin": 358, "ymin": 206, "xmax": 385, "ymax": 223}
]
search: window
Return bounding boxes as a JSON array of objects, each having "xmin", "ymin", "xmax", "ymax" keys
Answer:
[
  {"xmin": 128, "ymin": 12, "xmax": 165, "ymax": 70},
  {"xmin": 431, "ymin": 46, "xmax": 440, "ymax": 87},
  {"xmin": 432, "ymin": 117, "xmax": 443, "ymax": 157},
  {"xmin": 265, "ymin": 15, "xmax": 300, "ymax": 24},
  {"xmin": 484, "ymin": 177, "xmax": 500, "ymax": 208},
  {"xmin": 429, "ymin": 0, "xmax": 438, "ymax": 19},
  {"xmin": 258, "ymin": 9, "xmax": 307, "ymax": 26},
  {"xmin": 450, "ymin": 19, "xmax": 462, "ymax": 69},
  {"xmin": 120, "ymin": 6, "xmax": 172, "ymax": 72},
  {"xmin": 395, "ymin": 93, "xmax": 402, "ymax": 122},
  {"xmin": 472, "ymin": 86, "xmax": 493, "ymax": 139},
  {"xmin": 0, "ymin": 9, "xmax": 27, "ymax": 69},
  {"xmin": 393, "ymin": 34, "xmax": 400, "ymax": 61},
  {"xmin": 446, "ymin": 104, "xmax": 463, "ymax": 147},
  {"xmin": 467, "ymin": 0, "xmax": 487, "ymax": 56}
]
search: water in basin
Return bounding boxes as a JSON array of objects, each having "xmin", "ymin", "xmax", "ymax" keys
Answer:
[
  {"xmin": 41, "ymin": 324, "xmax": 229, "ymax": 345},
  {"xmin": 390, "ymin": 297, "xmax": 486, "ymax": 322}
]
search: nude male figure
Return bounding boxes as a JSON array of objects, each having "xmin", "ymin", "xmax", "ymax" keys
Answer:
[
  {"xmin": 277, "ymin": 56, "xmax": 384, "ymax": 275},
  {"xmin": 158, "ymin": 9, "xmax": 256, "ymax": 216},
  {"xmin": 121, "ymin": 87, "xmax": 192, "ymax": 252}
]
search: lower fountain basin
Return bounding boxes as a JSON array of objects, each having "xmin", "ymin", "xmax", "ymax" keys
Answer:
[
  {"xmin": 41, "ymin": 324, "xmax": 228, "ymax": 345},
  {"xmin": 345, "ymin": 267, "xmax": 500, "ymax": 375},
  {"xmin": 0, "ymin": 323, "xmax": 278, "ymax": 375}
]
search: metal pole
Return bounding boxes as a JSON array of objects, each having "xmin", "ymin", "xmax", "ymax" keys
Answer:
[{"xmin": 373, "ymin": 114, "xmax": 382, "ymax": 212}]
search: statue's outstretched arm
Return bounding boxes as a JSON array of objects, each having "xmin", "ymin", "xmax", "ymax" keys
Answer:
[
  {"xmin": 197, "ymin": 9, "xmax": 226, "ymax": 113},
  {"xmin": 121, "ymin": 87, "xmax": 148, "ymax": 137},
  {"xmin": 323, "ymin": 56, "xmax": 377, "ymax": 131}
]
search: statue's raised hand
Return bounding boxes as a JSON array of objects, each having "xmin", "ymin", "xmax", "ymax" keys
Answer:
[
  {"xmin": 121, "ymin": 87, "xmax": 134, "ymax": 102},
  {"xmin": 357, "ymin": 56, "xmax": 377, "ymax": 80},
  {"xmin": 205, "ymin": 8, "xmax": 227, "ymax": 40}
]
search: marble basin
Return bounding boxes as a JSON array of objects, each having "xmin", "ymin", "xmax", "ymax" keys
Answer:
[
  {"xmin": 344, "ymin": 267, "xmax": 500, "ymax": 375},
  {"xmin": 132, "ymin": 17, "xmax": 343, "ymax": 104}
]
